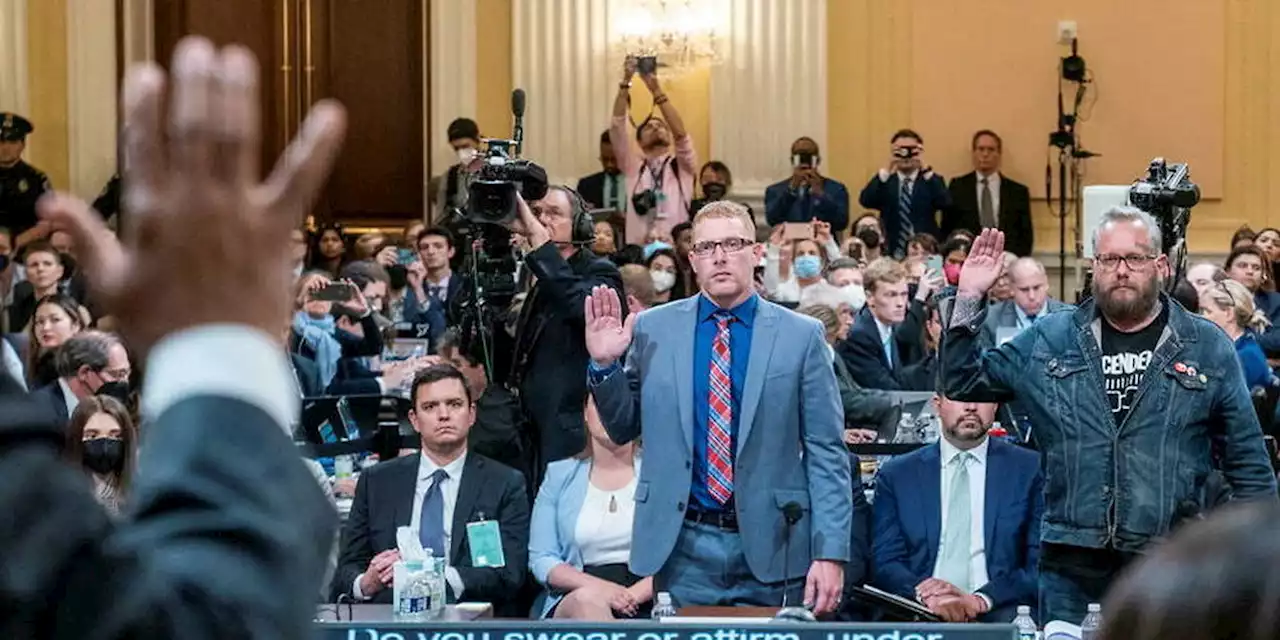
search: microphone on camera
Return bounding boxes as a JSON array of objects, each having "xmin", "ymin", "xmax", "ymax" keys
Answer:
[
  {"xmin": 774, "ymin": 501, "xmax": 817, "ymax": 622},
  {"xmin": 511, "ymin": 89, "xmax": 526, "ymax": 156}
]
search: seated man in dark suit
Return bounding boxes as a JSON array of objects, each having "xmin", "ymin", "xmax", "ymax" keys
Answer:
[
  {"xmin": 858, "ymin": 129, "xmax": 951, "ymax": 258},
  {"xmin": 980, "ymin": 257, "xmax": 1072, "ymax": 348},
  {"xmin": 872, "ymin": 393, "xmax": 1043, "ymax": 623},
  {"xmin": 838, "ymin": 258, "xmax": 937, "ymax": 391},
  {"xmin": 576, "ymin": 130, "xmax": 626, "ymax": 211},
  {"xmin": 332, "ymin": 365, "xmax": 530, "ymax": 615},
  {"xmin": 943, "ymin": 131, "xmax": 1033, "ymax": 257},
  {"xmin": 29, "ymin": 330, "xmax": 131, "ymax": 426}
]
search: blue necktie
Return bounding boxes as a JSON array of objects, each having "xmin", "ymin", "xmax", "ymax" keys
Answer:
[{"xmin": 418, "ymin": 468, "xmax": 449, "ymax": 557}]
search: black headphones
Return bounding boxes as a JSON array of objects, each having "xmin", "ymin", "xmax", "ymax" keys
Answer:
[{"xmin": 548, "ymin": 185, "xmax": 596, "ymax": 246}]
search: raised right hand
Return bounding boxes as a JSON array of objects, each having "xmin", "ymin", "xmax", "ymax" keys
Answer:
[
  {"xmin": 957, "ymin": 228, "xmax": 1006, "ymax": 298},
  {"xmin": 585, "ymin": 285, "xmax": 635, "ymax": 367}
]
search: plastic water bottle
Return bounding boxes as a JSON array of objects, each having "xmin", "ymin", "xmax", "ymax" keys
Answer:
[
  {"xmin": 394, "ymin": 560, "xmax": 429, "ymax": 622},
  {"xmin": 895, "ymin": 413, "xmax": 919, "ymax": 443},
  {"xmin": 1012, "ymin": 605, "xmax": 1038, "ymax": 640},
  {"xmin": 651, "ymin": 592, "xmax": 677, "ymax": 620},
  {"xmin": 1081, "ymin": 603, "xmax": 1103, "ymax": 640},
  {"xmin": 422, "ymin": 555, "xmax": 447, "ymax": 619},
  {"xmin": 333, "ymin": 455, "xmax": 355, "ymax": 480}
]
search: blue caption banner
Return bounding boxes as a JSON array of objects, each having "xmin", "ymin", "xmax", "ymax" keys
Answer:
[{"xmin": 315, "ymin": 621, "xmax": 1016, "ymax": 640}]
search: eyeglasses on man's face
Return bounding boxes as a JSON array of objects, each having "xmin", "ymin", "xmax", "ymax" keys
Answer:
[
  {"xmin": 692, "ymin": 237, "xmax": 754, "ymax": 257},
  {"xmin": 1094, "ymin": 254, "xmax": 1157, "ymax": 271}
]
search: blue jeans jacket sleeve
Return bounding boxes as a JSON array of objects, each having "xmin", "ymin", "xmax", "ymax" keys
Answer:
[{"xmin": 940, "ymin": 296, "xmax": 1024, "ymax": 404}]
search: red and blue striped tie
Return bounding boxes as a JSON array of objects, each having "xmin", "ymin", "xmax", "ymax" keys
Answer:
[{"xmin": 707, "ymin": 311, "xmax": 735, "ymax": 505}]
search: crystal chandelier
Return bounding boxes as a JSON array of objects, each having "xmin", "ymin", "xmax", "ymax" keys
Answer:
[{"xmin": 615, "ymin": 0, "xmax": 725, "ymax": 75}]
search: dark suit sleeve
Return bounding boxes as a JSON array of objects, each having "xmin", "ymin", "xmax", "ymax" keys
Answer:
[
  {"xmin": 899, "ymin": 353, "xmax": 937, "ymax": 392},
  {"xmin": 1005, "ymin": 181, "xmax": 1034, "ymax": 257},
  {"xmin": 977, "ymin": 459, "xmax": 1043, "ymax": 610},
  {"xmin": 837, "ymin": 330, "xmax": 902, "ymax": 391},
  {"xmin": 523, "ymin": 243, "xmax": 624, "ymax": 325},
  {"xmin": 765, "ymin": 182, "xmax": 798, "ymax": 227},
  {"xmin": 859, "ymin": 174, "xmax": 893, "ymax": 211},
  {"xmin": 337, "ymin": 314, "xmax": 384, "ymax": 358},
  {"xmin": 813, "ymin": 179, "xmax": 851, "ymax": 231},
  {"xmin": 845, "ymin": 459, "xmax": 872, "ymax": 589},
  {"xmin": 943, "ymin": 176, "xmax": 978, "ymax": 239},
  {"xmin": 925, "ymin": 174, "xmax": 952, "ymax": 223},
  {"xmin": 332, "ymin": 462, "xmax": 377, "ymax": 601},
  {"xmin": 454, "ymin": 468, "xmax": 531, "ymax": 602},
  {"xmin": 835, "ymin": 358, "xmax": 898, "ymax": 427},
  {"xmin": 20, "ymin": 396, "xmax": 337, "ymax": 639},
  {"xmin": 894, "ymin": 299, "xmax": 927, "ymax": 366},
  {"xmin": 870, "ymin": 460, "xmax": 926, "ymax": 598}
]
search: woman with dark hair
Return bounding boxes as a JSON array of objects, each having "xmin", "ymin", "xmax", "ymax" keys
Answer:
[
  {"xmin": 1255, "ymin": 227, "xmax": 1280, "ymax": 285},
  {"xmin": 1231, "ymin": 224, "xmax": 1257, "ymax": 251},
  {"xmin": 644, "ymin": 248, "xmax": 688, "ymax": 304},
  {"xmin": 26, "ymin": 293, "xmax": 88, "ymax": 388},
  {"xmin": 592, "ymin": 220, "xmax": 621, "ymax": 258},
  {"xmin": 65, "ymin": 395, "xmax": 138, "ymax": 516},
  {"xmin": 939, "ymin": 236, "xmax": 972, "ymax": 286},
  {"xmin": 906, "ymin": 233, "xmax": 939, "ymax": 261},
  {"xmin": 1100, "ymin": 503, "xmax": 1280, "ymax": 640},
  {"xmin": 308, "ymin": 223, "xmax": 349, "ymax": 277}
]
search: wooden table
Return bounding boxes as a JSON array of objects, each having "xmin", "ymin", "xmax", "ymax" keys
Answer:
[{"xmin": 315, "ymin": 603, "xmax": 493, "ymax": 623}]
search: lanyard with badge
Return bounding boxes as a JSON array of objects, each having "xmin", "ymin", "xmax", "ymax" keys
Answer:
[{"xmin": 465, "ymin": 512, "xmax": 506, "ymax": 568}]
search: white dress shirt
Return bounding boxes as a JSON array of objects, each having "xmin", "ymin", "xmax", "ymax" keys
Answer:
[
  {"xmin": 933, "ymin": 436, "xmax": 991, "ymax": 595},
  {"xmin": 1014, "ymin": 301, "xmax": 1046, "ymax": 332},
  {"xmin": 58, "ymin": 377, "xmax": 80, "ymax": 417},
  {"xmin": 351, "ymin": 451, "xmax": 468, "ymax": 600},
  {"xmin": 975, "ymin": 171, "xmax": 1001, "ymax": 226}
]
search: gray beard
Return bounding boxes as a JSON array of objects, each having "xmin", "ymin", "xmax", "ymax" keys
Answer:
[{"xmin": 1095, "ymin": 277, "xmax": 1161, "ymax": 326}]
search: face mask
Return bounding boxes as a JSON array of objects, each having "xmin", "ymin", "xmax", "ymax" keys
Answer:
[
  {"xmin": 456, "ymin": 148, "xmax": 478, "ymax": 165},
  {"xmin": 643, "ymin": 241, "xmax": 673, "ymax": 261},
  {"xmin": 856, "ymin": 228, "xmax": 881, "ymax": 250},
  {"xmin": 702, "ymin": 183, "xmax": 727, "ymax": 202},
  {"xmin": 82, "ymin": 437, "xmax": 125, "ymax": 475},
  {"xmin": 794, "ymin": 255, "xmax": 822, "ymax": 279},
  {"xmin": 839, "ymin": 283, "xmax": 866, "ymax": 309},
  {"xmin": 95, "ymin": 380, "xmax": 131, "ymax": 404},
  {"xmin": 387, "ymin": 264, "xmax": 409, "ymax": 290},
  {"xmin": 651, "ymin": 269, "xmax": 676, "ymax": 293},
  {"xmin": 943, "ymin": 262, "xmax": 961, "ymax": 285}
]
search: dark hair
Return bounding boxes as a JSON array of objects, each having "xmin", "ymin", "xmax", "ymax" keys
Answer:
[
  {"xmin": 23, "ymin": 239, "xmax": 62, "ymax": 264},
  {"xmin": 65, "ymin": 395, "xmax": 138, "ymax": 494},
  {"xmin": 1226, "ymin": 244, "xmax": 1269, "ymax": 272},
  {"xmin": 1099, "ymin": 502, "xmax": 1280, "ymax": 640},
  {"xmin": 409, "ymin": 363, "xmax": 473, "ymax": 407},
  {"xmin": 54, "ymin": 331, "xmax": 121, "ymax": 379},
  {"xmin": 27, "ymin": 293, "xmax": 87, "ymax": 381},
  {"xmin": 891, "ymin": 128, "xmax": 923, "ymax": 144},
  {"xmin": 437, "ymin": 328, "xmax": 481, "ymax": 368},
  {"xmin": 339, "ymin": 259, "xmax": 390, "ymax": 286},
  {"xmin": 946, "ymin": 228, "xmax": 976, "ymax": 243},
  {"xmin": 645, "ymin": 248, "xmax": 680, "ymax": 270},
  {"xmin": 671, "ymin": 222, "xmax": 693, "ymax": 242},
  {"xmin": 1231, "ymin": 225, "xmax": 1257, "ymax": 248},
  {"xmin": 446, "ymin": 117, "xmax": 480, "ymax": 142},
  {"xmin": 599, "ymin": 130, "xmax": 611, "ymax": 145},
  {"xmin": 790, "ymin": 136, "xmax": 819, "ymax": 155},
  {"xmin": 852, "ymin": 212, "xmax": 884, "ymax": 234},
  {"xmin": 699, "ymin": 160, "xmax": 733, "ymax": 186},
  {"xmin": 940, "ymin": 237, "xmax": 972, "ymax": 259},
  {"xmin": 0, "ymin": 225, "xmax": 11, "ymax": 243},
  {"xmin": 827, "ymin": 257, "xmax": 860, "ymax": 275},
  {"xmin": 1171, "ymin": 278, "xmax": 1200, "ymax": 313},
  {"xmin": 635, "ymin": 116, "xmax": 666, "ymax": 143},
  {"xmin": 417, "ymin": 226, "xmax": 455, "ymax": 250},
  {"xmin": 612, "ymin": 244, "xmax": 645, "ymax": 266},
  {"xmin": 971, "ymin": 129, "xmax": 1003, "ymax": 151},
  {"xmin": 309, "ymin": 223, "xmax": 348, "ymax": 273},
  {"xmin": 908, "ymin": 232, "xmax": 939, "ymax": 255}
]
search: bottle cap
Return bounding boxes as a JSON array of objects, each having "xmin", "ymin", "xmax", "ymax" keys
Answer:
[
  {"xmin": 657, "ymin": 592, "xmax": 672, "ymax": 604},
  {"xmin": 1088, "ymin": 603, "xmax": 1101, "ymax": 612},
  {"xmin": 1017, "ymin": 605, "xmax": 1031, "ymax": 614}
]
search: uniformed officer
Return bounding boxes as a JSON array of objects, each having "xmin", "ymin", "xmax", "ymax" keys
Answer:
[{"xmin": 0, "ymin": 113, "xmax": 52, "ymax": 240}]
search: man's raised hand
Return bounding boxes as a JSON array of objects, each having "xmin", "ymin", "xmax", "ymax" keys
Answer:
[
  {"xmin": 956, "ymin": 228, "xmax": 1006, "ymax": 299},
  {"xmin": 584, "ymin": 285, "xmax": 635, "ymax": 368}
]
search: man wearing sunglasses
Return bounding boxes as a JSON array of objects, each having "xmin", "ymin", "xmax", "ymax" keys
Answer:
[
  {"xmin": 941, "ymin": 206, "xmax": 1277, "ymax": 624},
  {"xmin": 584, "ymin": 201, "xmax": 857, "ymax": 617}
]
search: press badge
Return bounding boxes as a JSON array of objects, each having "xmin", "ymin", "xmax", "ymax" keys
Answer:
[{"xmin": 466, "ymin": 519, "xmax": 505, "ymax": 568}]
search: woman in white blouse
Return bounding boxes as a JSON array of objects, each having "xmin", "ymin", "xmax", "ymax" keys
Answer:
[{"xmin": 528, "ymin": 395, "xmax": 649, "ymax": 620}]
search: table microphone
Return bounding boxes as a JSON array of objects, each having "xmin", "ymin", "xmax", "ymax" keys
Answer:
[{"xmin": 774, "ymin": 501, "xmax": 817, "ymax": 622}]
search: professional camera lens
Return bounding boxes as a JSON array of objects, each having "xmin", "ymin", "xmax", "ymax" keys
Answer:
[{"xmin": 468, "ymin": 180, "xmax": 518, "ymax": 225}]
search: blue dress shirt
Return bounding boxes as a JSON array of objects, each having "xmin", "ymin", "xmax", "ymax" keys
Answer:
[{"xmin": 690, "ymin": 293, "xmax": 757, "ymax": 512}]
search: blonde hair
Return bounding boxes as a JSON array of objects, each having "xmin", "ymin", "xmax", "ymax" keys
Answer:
[
  {"xmin": 618, "ymin": 264, "xmax": 656, "ymax": 307},
  {"xmin": 1203, "ymin": 279, "xmax": 1270, "ymax": 333},
  {"xmin": 692, "ymin": 200, "xmax": 755, "ymax": 235},
  {"xmin": 863, "ymin": 257, "xmax": 907, "ymax": 294}
]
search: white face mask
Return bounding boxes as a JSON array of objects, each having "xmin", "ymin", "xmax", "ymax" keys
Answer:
[
  {"xmin": 839, "ymin": 283, "xmax": 866, "ymax": 310},
  {"xmin": 456, "ymin": 148, "xmax": 479, "ymax": 165},
  {"xmin": 651, "ymin": 269, "xmax": 676, "ymax": 293}
]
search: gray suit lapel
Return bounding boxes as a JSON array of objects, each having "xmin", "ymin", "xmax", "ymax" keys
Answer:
[
  {"xmin": 736, "ymin": 300, "xmax": 778, "ymax": 455},
  {"xmin": 671, "ymin": 297, "xmax": 699, "ymax": 453}
]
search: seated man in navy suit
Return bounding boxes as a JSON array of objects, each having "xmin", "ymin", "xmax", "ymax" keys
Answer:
[
  {"xmin": 332, "ymin": 364, "xmax": 530, "ymax": 615},
  {"xmin": 871, "ymin": 392, "xmax": 1042, "ymax": 622},
  {"xmin": 837, "ymin": 258, "xmax": 937, "ymax": 390}
]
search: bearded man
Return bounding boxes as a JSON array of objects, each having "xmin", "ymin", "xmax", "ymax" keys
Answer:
[{"xmin": 939, "ymin": 206, "xmax": 1277, "ymax": 624}]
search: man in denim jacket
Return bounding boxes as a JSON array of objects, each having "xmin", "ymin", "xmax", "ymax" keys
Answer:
[{"xmin": 941, "ymin": 207, "xmax": 1277, "ymax": 624}]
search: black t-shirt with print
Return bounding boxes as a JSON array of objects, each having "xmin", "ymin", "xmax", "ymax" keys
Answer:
[{"xmin": 1100, "ymin": 303, "xmax": 1169, "ymax": 426}]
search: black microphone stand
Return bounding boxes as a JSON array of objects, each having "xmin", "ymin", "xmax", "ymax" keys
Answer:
[
  {"xmin": 1046, "ymin": 38, "xmax": 1095, "ymax": 300},
  {"xmin": 774, "ymin": 502, "xmax": 816, "ymax": 622}
]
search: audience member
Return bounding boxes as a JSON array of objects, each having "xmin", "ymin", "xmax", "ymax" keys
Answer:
[
  {"xmin": 610, "ymin": 58, "xmax": 696, "ymax": 244},
  {"xmin": 981, "ymin": 258, "xmax": 1070, "ymax": 346},
  {"xmin": 332, "ymin": 365, "xmax": 530, "ymax": 614},
  {"xmin": 591, "ymin": 219, "xmax": 621, "ymax": 258},
  {"xmin": 290, "ymin": 271, "xmax": 384, "ymax": 386},
  {"xmin": 8, "ymin": 240, "xmax": 77, "ymax": 331},
  {"xmin": 689, "ymin": 160, "xmax": 752, "ymax": 218},
  {"xmin": 944, "ymin": 130, "xmax": 1034, "ymax": 257},
  {"xmin": 851, "ymin": 214, "xmax": 886, "ymax": 262},
  {"xmin": 1230, "ymin": 225, "xmax": 1257, "ymax": 251},
  {"xmin": 577, "ymin": 130, "xmax": 626, "ymax": 211},
  {"xmin": 670, "ymin": 221, "xmax": 696, "ymax": 293},
  {"xmin": 29, "ymin": 330, "xmax": 130, "ymax": 426},
  {"xmin": 0, "ymin": 112, "xmax": 52, "ymax": 242},
  {"xmin": 764, "ymin": 137, "xmax": 850, "ymax": 234},
  {"xmin": 1225, "ymin": 245, "xmax": 1280, "ymax": 355},
  {"xmin": 907, "ymin": 232, "xmax": 939, "ymax": 261},
  {"xmin": 1256, "ymin": 227, "xmax": 1280, "ymax": 284},
  {"xmin": 407, "ymin": 226, "xmax": 462, "ymax": 325},
  {"xmin": 65, "ymin": 395, "xmax": 137, "ymax": 516},
  {"xmin": 987, "ymin": 252, "xmax": 1019, "ymax": 303},
  {"xmin": 309, "ymin": 223, "xmax": 348, "ymax": 277},
  {"xmin": 645, "ymin": 248, "xmax": 684, "ymax": 305},
  {"xmin": 859, "ymin": 129, "xmax": 951, "ymax": 258},
  {"xmin": 939, "ymin": 236, "xmax": 972, "ymax": 286},
  {"xmin": 1199, "ymin": 279, "xmax": 1274, "ymax": 390},
  {"xmin": 529, "ymin": 395, "xmax": 650, "ymax": 620},
  {"xmin": 827, "ymin": 257, "xmax": 864, "ymax": 288},
  {"xmin": 435, "ymin": 117, "xmax": 485, "ymax": 221},
  {"xmin": 1184, "ymin": 261, "xmax": 1226, "ymax": 295},
  {"xmin": 838, "ymin": 258, "xmax": 935, "ymax": 390},
  {"xmin": 352, "ymin": 232, "xmax": 385, "ymax": 260},
  {"xmin": 25, "ymin": 293, "xmax": 87, "ymax": 388},
  {"xmin": 618, "ymin": 264, "xmax": 656, "ymax": 312},
  {"xmin": 290, "ymin": 228, "xmax": 309, "ymax": 279},
  {"xmin": 872, "ymin": 394, "xmax": 1043, "ymax": 623},
  {"xmin": 798, "ymin": 303, "xmax": 896, "ymax": 439},
  {"xmin": 0, "ymin": 226, "xmax": 18, "ymax": 327}
]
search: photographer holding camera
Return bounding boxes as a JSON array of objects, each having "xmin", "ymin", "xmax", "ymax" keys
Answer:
[
  {"xmin": 507, "ymin": 184, "xmax": 626, "ymax": 472},
  {"xmin": 610, "ymin": 56, "xmax": 697, "ymax": 246},
  {"xmin": 858, "ymin": 129, "xmax": 951, "ymax": 259}
]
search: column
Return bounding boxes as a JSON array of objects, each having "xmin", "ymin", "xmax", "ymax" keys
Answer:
[
  {"xmin": 711, "ymin": 0, "xmax": 827, "ymax": 198},
  {"xmin": 429, "ymin": 0, "xmax": 477, "ymax": 179},
  {"xmin": 65, "ymin": 0, "xmax": 119, "ymax": 198},
  {"xmin": 0, "ymin": 0, "xmax": 27, "ymax": 117}
]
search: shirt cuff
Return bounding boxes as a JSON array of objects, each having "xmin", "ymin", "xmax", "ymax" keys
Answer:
[
  {"xmin": 141, "ymin": 325, "xmax": 299, "ymax": 435},
  {"xmin": 352, "ymin": 573, "xmax": 371, "ymax": 600},
  {"xmin": 587, "ymin": 360, "xmax": 622, "ymax": 385},
  {"xmin": 445, "ymin": 567, "xmax": 465, "ymax": 598},
  {"xmin": 976, "ymin": 592, "xmax": 993, "ymax": 611}
]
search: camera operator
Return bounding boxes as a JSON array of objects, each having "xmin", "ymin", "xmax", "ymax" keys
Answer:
[
  {"xmin": 434, "ymin": 117, "xmax": 485, "ymax": 223},
  {"xmin": 858, "ymin": 129, "xmax": 950, "ymax": 258},
  {"xmin": 508, "ymin": 185, "xmax": 625, "ymax": 471},
  {"xmin": 611, "ymin": 57, "xmax": 697, "ymax": 246}
]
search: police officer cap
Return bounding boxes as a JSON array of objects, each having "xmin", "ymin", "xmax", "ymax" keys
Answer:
[{"xmin": 0, "ymin": 113, "xmax": 34, "ymax": 142}]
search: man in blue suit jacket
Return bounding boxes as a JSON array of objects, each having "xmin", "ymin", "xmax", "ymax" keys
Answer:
[
  {"xmin": 587, "ymin": 201, "xmax": 853, "ymax": 615},
  {"xmin": 838, "ymin": 259, "xmax": 932, "ymax": 391},
  {"xmin": 858, "ymin": 129, "xmax": 951, "ymax": 258},
  {"xmin": 872, "ymin": 393, "xmax": 1043, "ymax": 623},
  {"xmin": 764, "ymin": 137, "xmax": 850, "ymax": 234}
]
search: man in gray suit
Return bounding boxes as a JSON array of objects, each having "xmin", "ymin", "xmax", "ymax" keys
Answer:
[
  {"xmin": 981, "ymin": 257, "xmax": 1072, "ymax": 347},
  {"xmin": 585, "ymin": 201, "xmax": 852, "ymax": 614}
]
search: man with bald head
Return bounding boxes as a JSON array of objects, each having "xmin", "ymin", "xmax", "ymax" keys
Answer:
[{"xmin": 981, "ymin": 257, "xmax": 1072, "ymax": 347}]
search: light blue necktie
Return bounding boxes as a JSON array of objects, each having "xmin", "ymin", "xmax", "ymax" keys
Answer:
[
  {"xmin": 418, "ymin": 468, "xmax": 449, "ymax": 557},
  {"xmin": 937, "ymin": 451, "xmax": 973, "ymax": 590}
]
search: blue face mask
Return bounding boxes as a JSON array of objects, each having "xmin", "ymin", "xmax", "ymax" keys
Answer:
[{"xmin": 794, "ymin": 255, "xmax": 822, "ymax": 279}]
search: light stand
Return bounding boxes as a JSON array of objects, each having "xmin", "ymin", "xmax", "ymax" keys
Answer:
[{"xmin": 1046, "ymin": 38, "xmax": 1097, "ymax": 300}]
